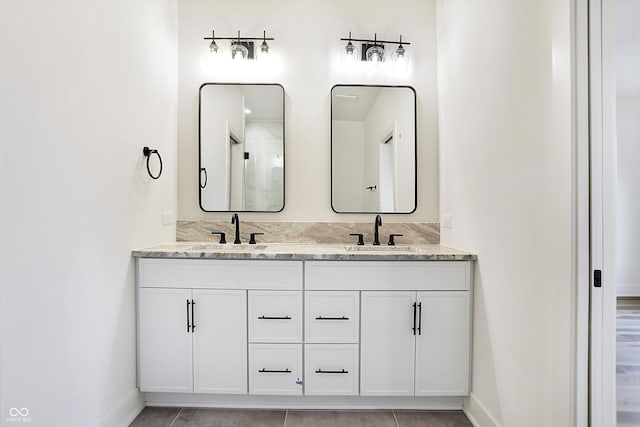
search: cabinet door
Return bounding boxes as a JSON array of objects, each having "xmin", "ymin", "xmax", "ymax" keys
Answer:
[
  {"xmin": 415, "ymin": 291, "xmax": 470, "ymax": 396},
  {"xmin": 193, "ymin": 289, "xmax": 247, "ymax": 394},
  {"xmin": 138, "ymin": 288, "xmax": 193, "ymax": 392},
  {"xmin": 360, "ymin": 291, "xmax": 416, "ymax": 396}
]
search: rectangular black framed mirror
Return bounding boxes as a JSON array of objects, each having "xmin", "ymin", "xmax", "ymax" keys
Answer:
[
  {"xmin": 331, "ymin": 84, "xmax": 417, "ymax": 214},
  {"xmin": 199, "ymin": 83, "xmax": 285, "ymax": 212}
]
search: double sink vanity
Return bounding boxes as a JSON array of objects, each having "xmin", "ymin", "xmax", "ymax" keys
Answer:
[
  {"xmin": 132, "ymin": 235, "xmax": 475, "ymax": 409},
  {"xmin": 134, "ymin": 81, "xmax": 474, "ymax": 409}
]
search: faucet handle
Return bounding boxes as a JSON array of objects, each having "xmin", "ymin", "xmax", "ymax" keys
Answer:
[
  {"xmin": 349, "ymin": 233, "xmax": 365, "ymax": 246},
  {"xmin": 249, "ymin": 232, "xmax": 264, "ymax": 245},
  {"xmin": 211, "ymin": 231, "xmax": 226, "ymax": 244},
  {"xmin": 387, "ymin": 234, "xmax": 403, "ymax": 246}
]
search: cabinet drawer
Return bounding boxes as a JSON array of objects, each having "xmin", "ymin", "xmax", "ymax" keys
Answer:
[
  {"xmin": 249, "ymin": 291, "xmax": 302, "ymax": 343},
  {"xmin": 304, "ymin": 344, "xmax": 359, "ymax": 396},
  {"xmin": 305, "ymin": 291, "xmax": 359, "ymax": 343},
  {"xmin": 305, "ymin": 261, "xmax": 471, "ymax": 291},
  {"xmin": 249, "ymin": 344, "xmax": 302, "ymax": 395},
  {"xmin": 138, "ymin": 258, "xmax": 302, "ymax": 290}
]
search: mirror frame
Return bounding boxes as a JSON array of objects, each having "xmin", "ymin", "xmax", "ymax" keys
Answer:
[
  {"xmin": 198, "ymin": 82, "xmax": 285, "ymax": 213},
  {"xmin": 330, "ymin": 84, "xmax": 417, "ymax": 214}
]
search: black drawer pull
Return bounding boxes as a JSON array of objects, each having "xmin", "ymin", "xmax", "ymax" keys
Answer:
[
  {"xmin": 412, "ymin": 302, "xmax": 417, "ymax": 335},
  {"xmin": 258, "ymin": 368, "xmax": 291, "ymax": 373},
  {"xmin": 186, "ymin": 300, "xmax": 191, "ymax": 332},
  {"xmin": 315, "ymin": 316, "xmax": 349, "ymax": 321},
  {"xmin": 258, "ymin": 315, "xmax": 292, "ymax": 320},
  {"xmin": 191, "ymin": 299, "xmax": 196, "ymax": 332},
  {"xmin": 417, "ymin": 302, "xmax": 422, "ymax": 335},
  {"xmin": 315, "ymin": 369, "xmax": 349, "ymax": 374}
]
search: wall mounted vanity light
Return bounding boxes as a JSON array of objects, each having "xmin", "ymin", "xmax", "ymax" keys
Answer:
[
  {"xmin": 204, "ymin": 30, "xmax": 274, "ymax": 63},
  {"xmin": 341, "ymin": 32, "xmax": 410, "ymax": 69}
]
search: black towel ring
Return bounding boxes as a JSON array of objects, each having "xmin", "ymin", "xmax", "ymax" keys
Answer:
[
  {"xmin": 143, "ymin": 147, "xmax": 162, "ymax": 180},
  {"xmin": 200, "ymin": 168, "xmax": 208, "ymax": 188}
]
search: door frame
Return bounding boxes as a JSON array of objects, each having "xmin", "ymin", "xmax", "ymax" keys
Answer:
[{"xmin": 575, "ymin": 0, "xmax": 618, "ymax": 425}]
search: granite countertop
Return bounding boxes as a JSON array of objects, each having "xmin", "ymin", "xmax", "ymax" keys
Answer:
[{"xmin": 131, "ymin": 242, "xmax": 476, "ymax": 261}]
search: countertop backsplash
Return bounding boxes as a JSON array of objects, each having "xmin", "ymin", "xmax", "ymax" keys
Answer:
[{"xmin": 177, "ymin": 220, "xmax": 440, "ymax": 245}]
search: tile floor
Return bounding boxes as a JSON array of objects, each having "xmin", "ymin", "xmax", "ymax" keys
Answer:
[
  {"xmin": 129, "ymin": 407, "xmax": 473, "ymax": 427},
  {"xmin": 617, "ymin": 298, "xmax": 640, "ymax": 427}
]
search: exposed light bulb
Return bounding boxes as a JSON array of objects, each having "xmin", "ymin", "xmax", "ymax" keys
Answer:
[
  {"xmin": 342, "ymin": 36, "xmax": 359, "ymax": 69},
  {"xmin": 231, "ymin": 43, "xmax": 248, "ymax": 61},
  {"xmin": 209, "ymin": 40, "xmax": 218, "ymax": 54}
]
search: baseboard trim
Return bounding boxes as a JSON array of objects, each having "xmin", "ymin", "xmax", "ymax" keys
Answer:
[
  {"xmin": 98, "ymin": 388, "xmax": 144, "ymax": 427},
  {"xmin": 617, "ymin": 284, "xmax": 640, "ymax": 297},
  {"xmin": 463, "ymin": 393, "xmax": 500, "ymax": 427},
  {"xmin": 144, "ymin": 393, "xmax": 464, "ymax": 410}
]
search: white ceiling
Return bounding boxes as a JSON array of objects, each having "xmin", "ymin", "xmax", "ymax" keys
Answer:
[
  {"xmin": 331, "ymin": 86, "xmax": 383, "ymax": 121},
  {"xmin": 240, "ymin": 85, "xmax": 283, "ymax": 121}
]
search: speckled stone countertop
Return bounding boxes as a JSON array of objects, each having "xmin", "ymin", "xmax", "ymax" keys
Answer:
[{"xmin": 132, "ymin": 242, "xmax": 476, "ymax": 261}]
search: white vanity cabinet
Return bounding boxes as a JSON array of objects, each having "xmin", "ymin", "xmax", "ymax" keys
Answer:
[
  {"xmin": 135, "ymin": 253, "xmax": 473, "ymax": 407},
  {"xmin": 137, "ymin": 258, "xmax": 303, "ymax": 395},
  {"xmin": 138, "ymin": 287, "xmax": 247, "ymax": 393},
  {"xmin": 360, "ymin": 290, "xmax": 470, "ymax": 396},
  {"xmin": 305, "ymin": 261, "xmax": 472, "ymax": 398}
]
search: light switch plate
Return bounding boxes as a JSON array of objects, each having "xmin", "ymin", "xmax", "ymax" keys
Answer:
[
  {"xmin": 442, "ymin": 214, "xmax": 452, "ymax": 228},
  {"xmin": 162, "ymin": 211, "xmax": 174, "ymax": 225}
]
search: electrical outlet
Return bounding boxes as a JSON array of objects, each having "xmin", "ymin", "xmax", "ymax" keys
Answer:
[
  {"xmin": 162, "ymin": 211, "xmax": 174, "ymax": 225},
  {"xmin": 442, "ymin": 214, "xmax": 452, "ymax": 228}
]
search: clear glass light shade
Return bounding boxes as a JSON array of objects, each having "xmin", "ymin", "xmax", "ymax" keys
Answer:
[
  {"xmin": 391, "ymin": 44, "xmax": 409, "ymax": 70},
  {"xmin": 366, "ymin": 45, "xmax": 385, "ymax": 63},
  {"xmin": 231, "ymin": 43, "xmax": 249, "ymax": 61},
  {"xmin": 206, "ymin": 41, "xmax": 220, "ymax": 68},
  {"xmin": 342, "ymin": 41, "xmax": 359, "ymax": 67},
  {"xmin": 209, "ymin": 40, "xmax": 219, "ymax": 54},
  {"xmin": 260, "ymin": 40, "xmax": 269, "ymax": 56}
]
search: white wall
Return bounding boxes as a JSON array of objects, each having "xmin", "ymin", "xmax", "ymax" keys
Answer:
[
  {"xmin": 615, "ymin": 0, "xmax": 640, "ymax": 296},
  {"xmin": 0, "ymin": 1, "xmax": 178, "ymax": 426},
  {"xmin": 363, "ymin": 88, "xmax": 415, "ymax": 213},
  {"xmin": 332, "ymin": 121, "xmax": 366, "ymax": 212},
  {"xmin": 178, "ymin": 0, "xmax": 439, "ymax": 222},
  {"xmin": 200, "ymin": 84, "xmax": 243, "ymax": 210},
  {"xmin": 437, "ymin": 1, "xmax": 572, "ymax": 426}
]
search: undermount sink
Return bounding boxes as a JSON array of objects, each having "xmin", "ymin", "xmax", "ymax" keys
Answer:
[
  {"xmin": 344, "ymin": 245, "xmax": 417, "ymax": 252},
  {"xmin": 188, "ymin": 244, "xmax": 268, "ymax": 251}
]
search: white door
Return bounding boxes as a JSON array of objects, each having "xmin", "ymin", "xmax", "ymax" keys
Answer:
[
  {"xmin": 360, "ymin": 291, "xmax": 416, "ymax": 396},
  {"xmin": 414, "ymin": 291, "xmax": 470, "ymax": 396},
  {"xmin": 138, "ymin": 288, "xmax": 193, "ymax": 392},
  {"xmin": 192, "ymin": 289, "xmax": 247, "ymax": 394},
  {"xmin": 589, "ymin": 0, "xmax": 618, "ymax": 425}
]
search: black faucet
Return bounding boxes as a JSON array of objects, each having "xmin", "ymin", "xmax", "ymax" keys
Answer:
[
  {"xmin": 231, "ymin": 213, "xmax": 241, "ymax": 244},
  {"xmin": 373, "ymin": 214, "xmax": 382, "ymax": 245}
]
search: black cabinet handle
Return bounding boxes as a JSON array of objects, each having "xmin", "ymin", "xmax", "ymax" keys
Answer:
[
  {"xmin": 417, "ymin": 302, "xmax": 422, "ymax": 335},
  {"xmin": 258, "ymin": 368, "xmax": 291, "ymax": 373},
  {"xmin": 315, "ymin": 369, "xmax": 349, "ymax": 374},
  {"xmin": 412, "ymin": 302, "xmax": 417, "ymax": 335},
  {"xmin": 315, "ymin": 316, "xmax": 349, "ymax": 320},
  {"xmin": 191, "ymin": 299, "xmax": 196, "ymax": 332},
  {"xmin": 258, "ymin": 315, "xmax": 291, "ymax": 320},
  {"xmin": 186, "ymin": 299, "xmax": 191, "ymax": 332}
]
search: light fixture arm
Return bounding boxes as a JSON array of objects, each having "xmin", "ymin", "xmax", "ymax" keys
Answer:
[
  {"xmin": 339, "ymin": 33, "xmax": 410, "ymax": 46},
  {"xmin": 203, "ymin": 30, "xmax": 275, "ymax": 42}
]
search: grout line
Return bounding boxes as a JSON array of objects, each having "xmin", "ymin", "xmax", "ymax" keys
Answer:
[
  {"xmin": 392, "ymin": 409, "xmax": 400, "ymax": 427},
  {"xmin": 283, "ymin": 409, "xmax": 288, "ymax": 427},
  {"xmin": 169, "ymin": 407, "xmax": 183, "ymax": 427}
]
